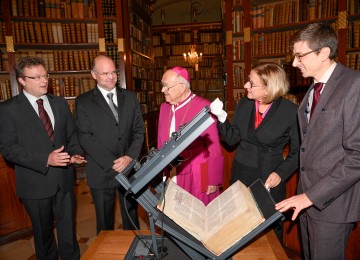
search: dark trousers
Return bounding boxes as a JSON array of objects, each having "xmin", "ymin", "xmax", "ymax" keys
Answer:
[
  {"xmin": 300, "ymin": 212, "xmax": 354, "ymax": 260},
  {"xmin": 90, "ymin": 185, "xmax": 139, "ymax": 234},
  {"xmin": 22, "ymin": 189, "xmax": 79, "ymax": 260}
]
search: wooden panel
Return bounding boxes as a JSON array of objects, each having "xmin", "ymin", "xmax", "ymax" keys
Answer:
[{"xmin": 0, "ymin": 156, "xmax": 31, "ymax": 237}]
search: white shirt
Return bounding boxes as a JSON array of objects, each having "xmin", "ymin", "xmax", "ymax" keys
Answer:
[
  {"xmin": 23, "ymin": 90, "xmax": 55, "ymax": 127},
  {"xmin": 97, "ymin": 86, "xmax": 118, "ymax": 107},
  {"xmin": 306, "ymin": 62, "xmax": 337, "ymax": 121}
]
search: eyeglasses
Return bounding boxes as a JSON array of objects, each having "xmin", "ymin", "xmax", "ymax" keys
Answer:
[
  {"xmin": 247, "ymin": 77, "xmax": 264, "ymax": 89},
  {"xmin": 161, "ymin": 82, "xmax": 182, "ymax": 92},
  {"xmin": 292, "ymin": 49, "xmax": 320, "ymax": 61},
  {"xmin": 22, "ymin": 74, "xmax": 50, "ymax": 81},
  {"xmin": 93, "ymin": 70, "xmax": 118, "ymax": 77}
]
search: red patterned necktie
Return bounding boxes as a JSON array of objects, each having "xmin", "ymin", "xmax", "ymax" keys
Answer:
[
  {"xmin": 310, "ymin": 82, "xmax": 324, "ymax": 118},
  {"xmin": 36, "ymin": 99, "xmax": 54, "ymax": 141}
]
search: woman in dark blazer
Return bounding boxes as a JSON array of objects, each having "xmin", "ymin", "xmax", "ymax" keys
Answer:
[{"xmin": 211, "ymin": 63, "xmax": 300, "ymax": 241}]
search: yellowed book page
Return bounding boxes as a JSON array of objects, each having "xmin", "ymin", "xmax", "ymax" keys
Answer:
[
  {"xmin": 157, "ymin": 180, "xmax": 206, "ymax": 240},
  {"xmin": 203, "ymin": 181, "xmax": 265, "ymax": 256}
]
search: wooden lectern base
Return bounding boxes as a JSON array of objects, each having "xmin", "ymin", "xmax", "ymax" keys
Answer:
[{"xmin": 81, "ymin": 229, "xmax": 288, "ymax": 259}]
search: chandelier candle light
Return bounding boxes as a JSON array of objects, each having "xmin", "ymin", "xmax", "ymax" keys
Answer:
[{"xmin": 183, "ymin": 45, "xmax": 202, "ymax": 71}]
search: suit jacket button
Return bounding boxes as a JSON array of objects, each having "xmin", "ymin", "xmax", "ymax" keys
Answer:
[
  {"xmin": 301, "ymin": 167, "xmax": 305, "ymax": 171},
  {"xmin": 300, "ymin": 148, "xmax": 305, "ymax": 152}
]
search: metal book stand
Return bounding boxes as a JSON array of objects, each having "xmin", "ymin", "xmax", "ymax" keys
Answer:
[{"xmin": 115, "ymin": 106, "xmax": 284, "ymax": 260}]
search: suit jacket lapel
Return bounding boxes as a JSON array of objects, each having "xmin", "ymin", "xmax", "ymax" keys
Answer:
[
  {"xmin": 17, "ymin": 92, "xmax": 45, "ymax": 130},
  {"xmin": 93, "ymin": 87, "xmax": 118, "ymax": 122},
  {"xmin": 255, "ymin": 98, "xmax": 281, "ymax": 132},
  {"xmin": 307, "ymin": 64, "xmax": 343, "ymax": 127},
  {"xmin": 116, "ymin": 87, "xmax": 125, "ymax": 123}
]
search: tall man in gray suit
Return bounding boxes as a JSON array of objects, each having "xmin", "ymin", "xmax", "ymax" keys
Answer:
[
  {"xmin": 0, "ymin": 56, "xmax": 86, "ymax": 259},
  {"xmin": 75, "ymin": 54, "xmax": 144, "ymax": 234},
  {"xmin": 276, "ymin": 23, "xmax": 360, "ymax": 260}
]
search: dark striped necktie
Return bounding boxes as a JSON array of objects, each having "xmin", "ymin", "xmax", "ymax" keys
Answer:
[{"xmin": 36, "ymin": 99, "xmax": 54, "ymax": 141}]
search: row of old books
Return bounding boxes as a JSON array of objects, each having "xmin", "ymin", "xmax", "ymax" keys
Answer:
[
  {"xmin": 251, "ymin": 30, "xmax": 297, "ymax": 56},
  {"xmin": 193, "ymin": 90, "xmax": 224, "ymax": 102},
  {"xmin": 0, "ymin": 80, "xmax": 11, "ymax": 101},
  {"xmin": 251, "ymin": 1, "xmax": 298, "ymax": 29},
  {"xmin": 139, "ymin": 101, "xmax": 156, "ymax": 114},
  {"xmin": 233, "ymin": 38, "xmax": 245, "ymax": 61},
  {"xmin": 131, "ymin": 66, "xmax": 153, "ymax": 81},
  {"xmin": 167, "ymin": 56, "xmax": 194, "ymax": 68},
  {"xmin": 198, "ymin": 32, "xmax": 223, "ymax": 43},
  {"xmin": 198, "ymin": 67, "xmax": 223, "ymax": 80},
  {"xmin": 349, "ymin": 0, "xmax": 360, "ymax": 15},
  {"xmin": 347, "ymin": 53, "xmax": 360, "ymax": 71},
  {"xmin": 233, "ymin": 64, "xmax": 245, "ymax": 89},
  {"xmin": 348, "ymin": 21, "xmax": 360, "ymax": 49},
  {"xmin": 132, "ymin": 53, "xmax": 152, "ymax": 69},
  {"xmin": 133, "ymin": 78, "xmax": 152, "ymax": 91},
  {"xmin": 131, "ymin": 0, "xmax": 152, "ymax": 17},
  {"xmin": 197, "ymin": 79, "xmax": 223, "ymax": 91},
  {"xmin": 104, "ymin": 21, "xmax": 117, "ymax": 44},
  {"xmin": 11, "ymin": 0, "xmax": 96, "ymax": 19},
  {"xmin": 130, "ymin": 38, "xmax": 152, "ymax": 57},
  {"xmin": 159, "ymin": 32, "xmax": 223, "ymax": 45},
  {"xmin": 105, "ymin": 47, "xmax": 119, "ymax": 70},
  {"xmin": 12, "ymin": 21, "xmax": 99, "ymax": 44},
  {"xmin": 131, "ymin": 28, "xmax": 152, "ymax": 49},
  {"xmin": 130, "ymin": 12, "xmax": 151, "ymax": 36},
  {"xmin": 284, "ymin": 63, "xmax": 312, "ymax": 86},
  {"xmin": 298, "ymin": 0, "xmax": 336, "ymax": 21},
  {"xmin": 232, "ymin": 10, "xmax": 244, "ymax": 34},
  {"xmin": 15, "ymin": 50, "xmax": 98, "ymax": 71},
  {"xmin": 48, "ymin": 76, "xmax": 95, "ymax": 97},
  {"xmin": 135, "ymin": 89, "xmax": 154, "ymax": 103},
  {"xmin": 102, "ymin": 0, "xmax": 116, "ymax": 17},
  {"xmin": 155, "ymin": 93, "xmax": 164, "ymax": 107},
  {"xmin": 153, "ymin": 47, "xmax": 163, "ymax": 58},
  {"xmin": 305, "ymin": 0, "xmax": 338, "ymax": 20},
  {"xmin": 162, "ymin": 33, "xmax": 192, "ymax": 45},
  {"xmin": 0, "ymin": 52, "xmax": 9, "ymax": 71}
]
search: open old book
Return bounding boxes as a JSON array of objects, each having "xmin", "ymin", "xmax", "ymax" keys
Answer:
[{"xmin": 157, "ymin": 180, "xmax": 265, "ymax": 256}]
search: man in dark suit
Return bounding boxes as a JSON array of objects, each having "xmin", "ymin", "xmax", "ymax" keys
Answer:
[
  {"xmin": 0, "ymin": 56, "xmax": 86, "ymax": 259},
  {"xmin": 75, "ymin": 54, "xmax": 144, "ymax": 234},
  {"xmin": 276, "ymin": 23, "xmax": 360, "ymax": 260}
]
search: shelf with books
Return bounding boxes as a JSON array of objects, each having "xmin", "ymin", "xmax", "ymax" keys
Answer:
[
  {"xmin": 0, "ymin": 78, "xmax": 11, "ymax": 102},
  {"xmin": 153, "ymin": 22, "xmax": 224, "ymax": 104},
  {"xmin": 11, "ymin": 17, "xmax": 99, "ymax": 45},
  {"xmin": 11, "ymin": 0, "xmax": 97, "ymax": 19},
  {"xmin": 224, "ymin": 1, "xmax": 360, "ymax": 258},
  {"xmin": 122, "ymin": 0, "xmax": 155, "ymax": 115}
]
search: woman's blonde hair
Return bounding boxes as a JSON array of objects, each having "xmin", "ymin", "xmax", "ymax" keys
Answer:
[{"xmin": 252, "ymin": 63, "xmax": 289, "ymax": 103}]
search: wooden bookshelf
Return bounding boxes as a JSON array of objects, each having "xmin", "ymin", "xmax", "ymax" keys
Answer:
[
  {"xmin": 224, "ymin": 0, "xmax": 360, "ymax": 259},
  {"xmin": 225, "ymin": 0, "xmax": 360, "ymax": 109},
  {"xmin": 152, "ymin": 22, "xmax": 225, "ymax": 109},
  {"xmin": 121, "ymin": 0, "xmax": 155, "ymax": 115},
  {"xmin": 0, "ymin": 0, "xmax": 158, "ymax": 240}
]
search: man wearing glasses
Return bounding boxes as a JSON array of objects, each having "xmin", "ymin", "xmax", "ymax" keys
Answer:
[
  {"xmin": 157, "ymin": 66, "xmax": 224, "ymax": 205},
  {"xmin": 75, "ymin": 54, "xmax": 144, "ymax": 234},
  {"xmin": 276, "ymin": 23, "xmax": 360, "ymax": 259},
  {"xmin": 0, "ymin": 56, "xmax": 86, "ymax": 259}
]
